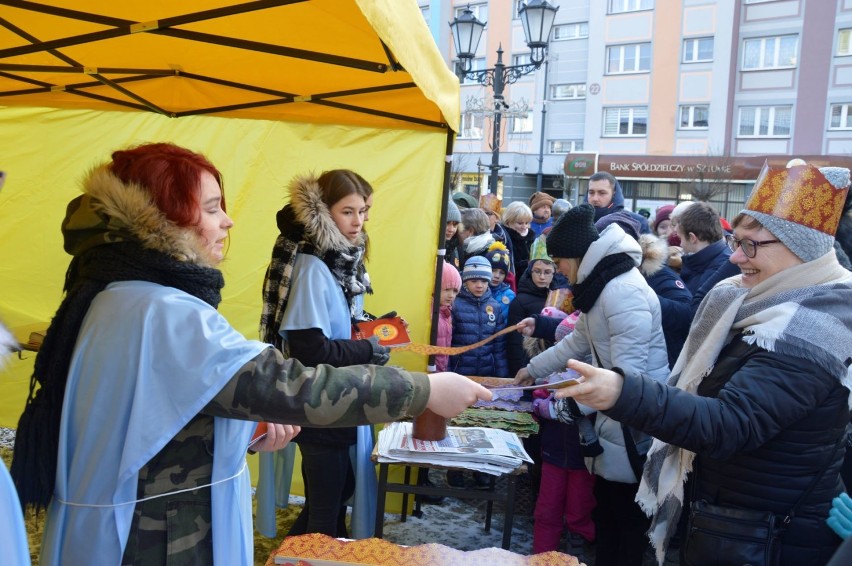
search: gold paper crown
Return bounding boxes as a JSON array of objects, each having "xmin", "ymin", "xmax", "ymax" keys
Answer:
[
  {"xmin": 479, "ymin": 193, "xmax": 502, "ymax": 215},
  {"xmin": 745, "ymin": 162, "xmax": 848, "ymax": 236}
]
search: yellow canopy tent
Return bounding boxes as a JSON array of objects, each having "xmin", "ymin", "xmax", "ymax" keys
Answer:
[{"xmin": 0, "ymin": 0, "xmax": 458, "ymax": 508}]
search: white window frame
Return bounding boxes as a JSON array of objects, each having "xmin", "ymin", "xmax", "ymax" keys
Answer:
[
  {"xmin": 551, "ymin": 83, "xmax": 587, "ymax": 100},
  {"xmin": 513, "ymin": 0, "xmax": 523, "ymax": 19},
  {"xmin": 742, "ymin": 35, "xmax": 798, "ymax": 70},
  {"xmin": 512, "ymin": 53, "xmax": 532, "ymax": 67},
  {"xmin": 456, "ymin": 3, "xmax": 488, "ymax": 22},
  {"xmin": 683, "ymin": 37, "xmax": 714, "ymax": 63},
  {"xmin": 737, "ymin": 106, "xmax": 792, "ymax": 137},
  {"xmin": 552, "ymin": 22, "xmax": 589, "ymax": 41},
  {"xmin": 838, "ymin": 29, "xmax": 852, "ymax": 57},
  {"xmin": 609, "ymin": 0, "xmax": 654, "ymax": 14},
  {"xmin": 830, "ymin": 103, "xmax": 852, "ymax": 130},
  {"xmin": 679, "ymin": 105, "xmax": 709, "ymax": 130},
  {"xmin": 509, "ymin": 112, "xmax": 533, "ymax": 134},
  {"xmin": 603, "ymin": 106, "xmax": 648, "ymax": 136},
  {"xmin": 606, "ymin": 43, "xmax": 651, "ymax": 74},
  {"xmin": 549, "ymin": 140, "xmax": 584, "ymax": 153},
  {"xmin": 459, "ymin": 112, "xmax": 484, "ymax": 139}
]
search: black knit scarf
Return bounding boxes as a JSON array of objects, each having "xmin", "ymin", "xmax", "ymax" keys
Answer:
[
  {"xmin": 11, "ymin": 242, "xmax": 224, "ymax": 510},
  {"xmin": 571, "ymin": 252, "xmax": 636, "ymax": 313}
]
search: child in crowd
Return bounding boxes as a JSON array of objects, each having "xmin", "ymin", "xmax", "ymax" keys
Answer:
[
  {"xmin": 486, "ymin": 241, "xmax": 515, "ymax": 320},
  {"xmin": 445, "ymin": 200, "xmax": 462, "ymax": 271},
  {"xmin": 435, "ymin": 260, "xmax": 462, "ymax": 372},
  {"xmin": 529, "ymin": 308, "xmax": 597, "ymax": 560},
  {"xmin": 449, "ymin": 256, "xmax": 509, "ymax": 379}
]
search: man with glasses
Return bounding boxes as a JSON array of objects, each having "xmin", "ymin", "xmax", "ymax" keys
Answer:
[{"xmin": 676, "ymin": 202, "xmax": 740, "ymax": 314}]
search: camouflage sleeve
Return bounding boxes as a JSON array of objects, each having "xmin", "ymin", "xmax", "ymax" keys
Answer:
[{"xmin": 203, "ymin": 347, "xmax": 430, "ymax": 426}]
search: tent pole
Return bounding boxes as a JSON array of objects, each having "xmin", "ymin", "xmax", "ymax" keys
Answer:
[{"xmin": 427, "ymin": 130, "xmax": 455, "ymax": 371}]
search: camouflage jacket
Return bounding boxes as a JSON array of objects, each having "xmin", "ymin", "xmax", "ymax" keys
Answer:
[{"xmin": 121, "ymin": 347, "xmax": 428, "ymax": 565}]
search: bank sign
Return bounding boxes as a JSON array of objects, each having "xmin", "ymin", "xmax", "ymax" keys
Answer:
[{"xmin": 563, "ymin": 153, "xmax": 851, "ymax": 181}]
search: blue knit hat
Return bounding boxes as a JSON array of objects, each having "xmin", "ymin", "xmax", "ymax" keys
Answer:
[{"xmin": 462, "ymin": 255, "xmax": 492, "ymax": 282}]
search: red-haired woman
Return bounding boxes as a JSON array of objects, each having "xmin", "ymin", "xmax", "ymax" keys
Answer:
[{"xmin": 11, "ymin": 142, "xmax": 490, "ymax": 565}]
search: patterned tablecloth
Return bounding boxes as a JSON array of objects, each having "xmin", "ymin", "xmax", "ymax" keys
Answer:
[{"xmin": 266, "ymin": 533, "xmax": 583, "ymax": 566}]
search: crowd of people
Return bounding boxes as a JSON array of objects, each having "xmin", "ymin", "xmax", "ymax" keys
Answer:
[{"xmin": 4, "ymin": 141, "xmax": 852, "ymax": 566}]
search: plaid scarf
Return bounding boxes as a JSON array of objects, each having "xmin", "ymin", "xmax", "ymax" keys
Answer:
[
  {"xmin": 636, "ymin": 251, "xmax": 852, "ymax": 564},
  {"xmin": 259, "ymin": 205, "xmax": 371, "ymax": 353}
]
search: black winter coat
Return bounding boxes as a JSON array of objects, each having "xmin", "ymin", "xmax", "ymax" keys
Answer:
[
  {"xmin": 608, "ymin": 336, "xmax": 848, "ymax": 565},
  {"xmin": 505, "ymin": 226, "xmax": 537, "ymax": 277}
]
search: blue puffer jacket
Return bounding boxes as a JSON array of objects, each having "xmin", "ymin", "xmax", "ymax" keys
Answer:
[
  {"xmin": 450, "ymin": 286, "xmax": 509, "ymax": 378},
  {"xmin": 680, "ymin": 239, "xmax": 735, "ymax": 295}
]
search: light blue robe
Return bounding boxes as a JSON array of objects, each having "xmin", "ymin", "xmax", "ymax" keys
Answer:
[
  {"xmin": 40, "ymin": 281, "xmax": 266, "ymax": 565},
  {"xmin": 257, "ymin": 254, "xmax": 377, "ymax": 539},
  {"xmin": 0, "ymin": 463, "xmax": 30, "ymax": 565}
]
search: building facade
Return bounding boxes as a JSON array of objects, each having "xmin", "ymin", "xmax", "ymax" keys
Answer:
[{"xmin": 419, "ymin": 0, "xmax": 852, "ymax": 217}]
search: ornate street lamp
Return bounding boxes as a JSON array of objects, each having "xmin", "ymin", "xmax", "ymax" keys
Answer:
[{"xmin": 450, "ymin": 1, "xmax": 558, "ymax": 196}]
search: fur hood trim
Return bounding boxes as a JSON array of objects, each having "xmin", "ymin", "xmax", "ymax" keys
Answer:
[
  {"xmin": 288, "ymin": 173, "xmax": 365, "ymax": 254},
  {"xmin": 81, "ymin": 166, "xmax": 216, "ymax": 267},
  {"xmin": 639, "ymin": 233, "xmax": 667, "ymax": 277}
]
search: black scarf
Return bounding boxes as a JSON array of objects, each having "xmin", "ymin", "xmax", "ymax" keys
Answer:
[
  {"xmin": 571, "ymin": 252, "xmax": 635, "ymax": 313},
  {"xmin": 11, "ymin": 242, "xmax": 224, "ymax": 509}
]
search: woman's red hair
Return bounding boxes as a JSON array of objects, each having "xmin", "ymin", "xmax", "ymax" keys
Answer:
[{"xmin": 109, "ymin": 142, "xmax": 224, "ymax": 227}]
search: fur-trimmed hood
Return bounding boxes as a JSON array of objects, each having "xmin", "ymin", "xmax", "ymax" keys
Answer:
[
  {"xmin": 638, "ymin": 233, "xmax": 668, "ymax": 277},
  {"xmin": 287, "ymin": 173, "xmax": 366, "ymax": 254},
  {"xmin": 65, "ymin": 166, "xmax": 216, "ymax": 267}
]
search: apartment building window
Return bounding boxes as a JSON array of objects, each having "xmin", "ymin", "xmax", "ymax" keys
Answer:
[
  {"xmin": 603, "ymin": 106, "xmax": 648, "ymax": 136},
  {"xmin": 609, "ymin": 0, "xmax": 654, "ymax": 14},
  {"xmin": 683, "ymin": 37, "xmax": 714, "ymax": 63},
  {"xmin": 513, "ymin": 53, "xmax": 532, "ymax": 66},
  {"xmin": 839, "ymin": 29, "xmax": 852, "ymax": 57},
  {"xmin": 679, "ymin": 105, "xmax": 709, "ymax": 129},
  {"xmin": 419, "ymin": 5, "xmax": 429, "ymax": 21},
  {"xmin": 830, "ymin": 104, "xmax": 852, "ymax": 129},
  {"xmin": 606, "ymin": 43, "xmax": 651, "ymax": 74},
  {"xmin": 455, "ymin": 57, "xmax": 486, "ymax": 85},
  {"xmin": 459, "ymin": 112, "xmax": 484, "ymax": 139},
  {"xmin": 552, "ymin": 22, "xmax": 589, "ymax": 41},
  {"xmin": 738, "ymin": 106, "xmax": 792, "ymax": 137},
  {"xmin": 550, "ymin": 140, "xmax": 584, "ymax": 153},
  {"xmin": 510, "ymin": 112, "xmax": 533, "ymax": 134},
  {"xmin": 456, "ymin": 3, "xmax": 488, "ymax": 22},
  {"xmin": 513, "ymin": 0, "xmax": 523, "ymax": 19},
  {"xmin": 551, "ymin": 83, "xmax": 587, "ymax": 99},
  {"xmin": 742, "ymin": 35, "xmax": 798, "ymax": 70}
]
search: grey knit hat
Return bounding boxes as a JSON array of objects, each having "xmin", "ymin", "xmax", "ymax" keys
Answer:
[
  {"xmin": 446, "ymin": 199, "xmax": 461, "ymax": 223},
  {"xmin": 741, "ymin": 162, "xmax": 850, "ymax": 262}
]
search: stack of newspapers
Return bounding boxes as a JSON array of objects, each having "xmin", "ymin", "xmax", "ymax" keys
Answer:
[{"xmin": 377, "ymin": 421, "xmax": 533, "ymax": 475}]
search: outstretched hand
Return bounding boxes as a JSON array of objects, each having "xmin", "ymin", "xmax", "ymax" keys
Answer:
[
  {"xmin": 425, "ymin": 372, "xmax": 493, "ymax": 418},
  {"xmin": 516, "ymin": 317, "xmax": 536, "ymax": 337},
  {"xmin": 253, "ymin": 423, "xmax": 301, "ymax": 452},
  {"xmin": 552, "ymin": 359, "xmax": 624, "ymax": 411},
  {"xmin": 514, "ymin": 367, "xmax": 534, "ymax": 386}
]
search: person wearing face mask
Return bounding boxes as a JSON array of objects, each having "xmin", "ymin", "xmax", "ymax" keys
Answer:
[
  {"xmin": 9, "ymin": 144, "xmax": 492, "ymax": 566},
  {"xmin": 514, "ymin": 203, "xmax": 669, "ymax": 566},
  {"xmin": 550, "ymin": 162, "xmax": 852, "ymax": 566},
  {"xmin": 501, "ymin": 201, "xmax": 537, "ymax": 277}
]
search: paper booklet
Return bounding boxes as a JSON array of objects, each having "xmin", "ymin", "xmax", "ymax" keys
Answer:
[
  {"xmin": 352, "ymin": 316, "xmax": 411, "ymax": 346},
  {"xmin": 247, "ymin": 422, "xmax": 267, "ymax": 451},
  {"xmin": 377, "ymin": 422, "xmax": 532, "ymax": 475}
]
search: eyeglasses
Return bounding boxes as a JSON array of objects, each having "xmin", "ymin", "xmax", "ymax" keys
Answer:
[
  {"xmin": 531, "ymin": 269, "xmax": 554, "ymax": 277},
  {"xmin": 725, "ymin": 234, "xmax": 781, "ymax": 258}
]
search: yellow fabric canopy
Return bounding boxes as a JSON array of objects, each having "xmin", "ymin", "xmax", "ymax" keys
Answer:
[{"xmin": 0, "ymin": 0, "xmax": 459, "ymax": 131}]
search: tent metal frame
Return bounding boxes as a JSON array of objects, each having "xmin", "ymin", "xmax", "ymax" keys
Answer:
[{"xmin": 0, "ymin": 0, "xmax": 448, "ymax": 129}]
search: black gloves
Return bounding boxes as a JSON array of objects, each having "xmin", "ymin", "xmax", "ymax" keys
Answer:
[{"xmin": 367, "ymin": 335, "xmax": 391, "ymax": 365}]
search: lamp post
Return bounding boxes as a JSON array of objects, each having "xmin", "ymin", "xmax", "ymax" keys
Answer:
[{"xmin": 450, "ymin": 1, "xmax": 558, "ymax": 197}]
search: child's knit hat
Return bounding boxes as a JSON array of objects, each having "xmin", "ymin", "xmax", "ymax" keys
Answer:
[
  {"xmin": 462, "ymin": 255, "xmax": 493, "ymax": 282},
  {"xmin": 486, "ymin": 241, "xmax": 511, "ymax": 274},
  {"xmin": 441, "ymin": 260, "xmax": 461, "ymax": 290}
]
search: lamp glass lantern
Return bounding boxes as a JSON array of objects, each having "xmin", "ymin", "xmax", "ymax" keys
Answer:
[
  {"xmin": 449, "ymin": 7, "xmax": 485, "ymax": 73},
  {"xmin": 519, "ymin": 0, "xmax": 559, "ymax": 65}
]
